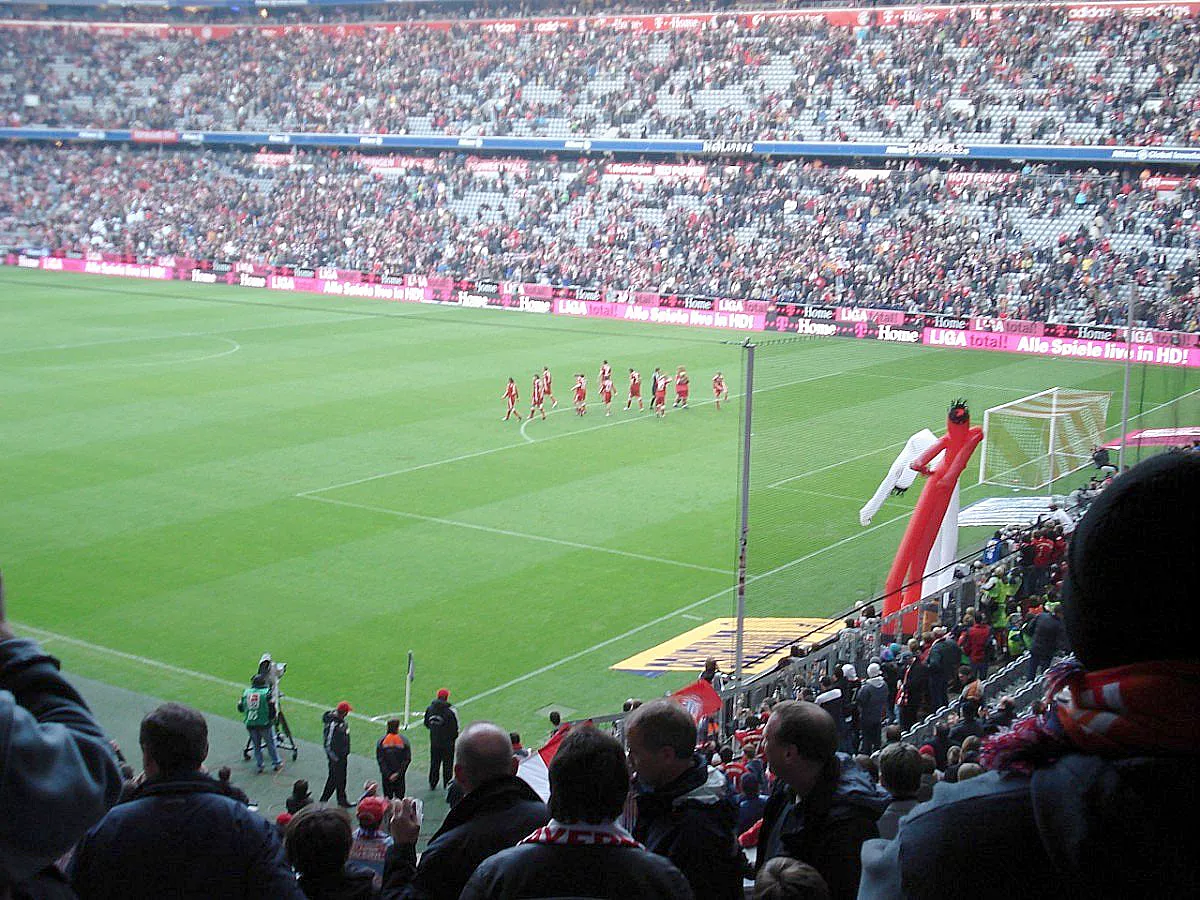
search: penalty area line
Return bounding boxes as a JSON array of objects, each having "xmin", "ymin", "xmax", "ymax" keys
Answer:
[{"xmin": 298, "ymin": 494, "xmax": 733, "ymax": 575}]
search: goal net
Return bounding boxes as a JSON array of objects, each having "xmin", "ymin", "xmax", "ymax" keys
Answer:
[{"xmin": 979, "ymin": 388, "xmax": 1112, "ymax": 489}]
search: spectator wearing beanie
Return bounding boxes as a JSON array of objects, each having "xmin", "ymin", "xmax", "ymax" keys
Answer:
[
  {"xmin": 855, "ymin": 663, "xmax": 888, "ymax": 755},
  {"xmin": 861, "ymin": 452, "xmax": 1200, "ymax": 898}
]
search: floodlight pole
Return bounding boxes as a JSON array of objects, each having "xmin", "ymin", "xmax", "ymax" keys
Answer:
[
  {"xmin": 1118, "ymin": 276, "xmax": 1136, "ymax": 471},
  {"xmin": 734, "ymin": 339, "xmax": 756, "ymax": 686}
]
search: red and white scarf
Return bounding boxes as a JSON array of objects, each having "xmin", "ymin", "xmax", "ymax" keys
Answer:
[
  {"xmin": 520, "ymin": 819, "xmax": 642, "ymax": 848},
  {"xmin": 982, "ymin": 659, "xmax": 1200, "ymax": 774}
]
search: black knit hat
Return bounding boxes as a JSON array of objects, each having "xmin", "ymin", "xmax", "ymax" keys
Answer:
[{"xmin": 1063, "ymin": 451, "xmax": 1200, "ymax": 669}]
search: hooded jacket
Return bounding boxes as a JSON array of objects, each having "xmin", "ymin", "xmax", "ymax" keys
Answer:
[
  {"xmin": 422, "ymin": 699, "xmax": 458, "ymax": 749},
  {"xmin": 756, "ymin": 754, "xmax": 888, "ymax": 900},
  {"xmin": 859, "ymin": 754, "xmax": 1198, "ymax": 898},
  {"xmin": 632, "ymin": 756, "xmax": 743, "ymax": 900},
  {"xmin": 855, "ymin": 675, "xmax": 889, "ymax": 726}
]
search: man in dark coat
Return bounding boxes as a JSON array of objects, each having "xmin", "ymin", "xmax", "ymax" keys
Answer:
[
  {"xmin": 625, "ymin": 698, "xmax": 743, "ymax": 900},
  {"xmin": 924, "ymin": 627, "xmax": 959, "ymax": 712},
  {"xmin": 1025, "ymin": 601, "xmax": 1067, "ymax": 681},
  {"xmin": 382, "ymin": 722, "xmax": 547, "ymax": 899},
  {"xmin": 757, "ymin": 700, "xmax": 889, "ymax": 900},
  {"xmin": 71, "ymin": 703, "xmax": 301, "ymax": 899},
  {"xmin": 423, "ymin": 688, "xmax": 458, "ymax": 791},
  {"xmin": 461, "ymin": 726, "xmax": 692, "ymax": 899},
  {"xmin": 860, "ymin": 452, "xmax": 1200, "ymax": 899},
  {"xmin": 0, "ymin": 580, "xmax": 123, "ymax": 897},
  {"xmin": 321, "ymin": 701, "xmax": 353, "ymax": 807},
  {"xmin": 376, "ymin": 718, "xmax": 412, "ymax": 800}
]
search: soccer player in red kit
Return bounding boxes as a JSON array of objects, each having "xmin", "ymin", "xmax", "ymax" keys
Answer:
[
  {"xmin": 529, "ymin": 372, "xmax": 547, "ymax": 420},
  {"xmin": 674, "ymin": 367, "xmax": 690, "ymax": 409},
  {"xmin": 600, "ymin": 374, "xmax": 616, "ymax": 415},
  {"xmin": 542, "ymin": 367, "xmax": 557, "ymax": 408},
  {"xmin": 599, "ymin": 360, "xmax": 612, "ymax": 385},
  {"xmin": 651, "ymin": 368, "xmax": 670, "ymax": 418},
  {"xmin": 713, "ymin": 371, "xmax": 728, "ymax": 410},
  {"xmin": 626, "ymin": 368, "xmax": 643, "ymax": 411},
  {"xmin": 503, "ymin": 377, "xmax": 522, "ymax": 421},
  {"xmin": 573, "ymin": 373, "xmax": 587, "ymax": 416}
]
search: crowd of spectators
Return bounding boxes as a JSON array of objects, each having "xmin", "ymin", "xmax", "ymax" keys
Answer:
[
  {"xmin": 3, "ymin": 6, "xmax": 1200, "ymax": 147},
  {"xmin": 4, "ymin": 143, "xmax": 1196, "ymax": 329},
  {"xmin": 1, "ymin": 452, "xmax": 1196, "ymax": 898}
]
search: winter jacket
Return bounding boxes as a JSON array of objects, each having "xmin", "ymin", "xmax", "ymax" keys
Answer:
[
  {"xmin": 958, "ymin": 624, "xmax": 993, "ymax": 665},
  {"xmin": 924, "ymin": 639, "xmax": 960, "ymax": 690},
  {"xmin": 71, "ymin": 773, "xmax": 302, "ymax": 899},
  {"xmin": 756, "ymin": 754, "xmax": 889, "ymax": 900},
  {"xmin": 376, "ymin": 733, "xmax": 411, "ymax": 785},
  {"xmin": 380, "ymin": 775, "xmax": 547, "ymax": 900},
  {"xmin": 460, "ymin": 835, "xmax": 694, "ymax": 899},
  {"xmin": 0, "ymin": 637, "xmax": 123, "ymax": 892},
  {"xmin": 860, "ymin": 754, "xmax": 1199, "ymax": 898},
  {"xmin": 855, "ymin": 676, "xmax": 889, "ymax": 727},
  {"xmin": 633, "ymin": 756, "xmax": 743, "ymax": 900},
  {"xmin": 323, "ymin": 711, "xmax": 351, "ymax": 762},
  {"xmin": 1028, "ymin": 611, "xmax": 1067, "ymax": 660},
  {"xmin": 422, "ymin": 699, "xmax": 458, "ymax": 749}
]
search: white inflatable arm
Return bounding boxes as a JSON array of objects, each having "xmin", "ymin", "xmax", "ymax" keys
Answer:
[{"xmin": 859, "ymin": 429, "xmax": 939, "ymax": 527}]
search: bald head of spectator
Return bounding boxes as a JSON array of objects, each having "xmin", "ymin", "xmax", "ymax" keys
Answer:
[{"xmin": 454, "ymin": 722, "xmax": 517, "ymax": 795}]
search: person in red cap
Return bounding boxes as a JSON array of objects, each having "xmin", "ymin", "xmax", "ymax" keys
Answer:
[
  {"xmin": 349, "ymin": 795, "xmax": 392, "ymax": 890},
  {"xmin": 320, "ymin": 701, "xmax": 353, "ymax": 807},
  {"xmin": 424, "ymin": 689, "xmax": 459, "ymax": 791}
]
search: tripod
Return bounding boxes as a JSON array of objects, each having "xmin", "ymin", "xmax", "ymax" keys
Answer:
[{"xmin": 243, "ymin": 703, "xmax": 299, "ymax": 762}]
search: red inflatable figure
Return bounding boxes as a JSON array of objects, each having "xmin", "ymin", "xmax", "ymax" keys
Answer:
[{"xmin": 882, "ymin": 400, "xmax": 984, "ymax": 636}]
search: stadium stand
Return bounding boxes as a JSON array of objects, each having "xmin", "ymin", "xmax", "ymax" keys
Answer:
[
  {"xmin": 3, "ymin": 7, "xmax": 1199, "ymax": 146},
  {"xmin": 3, "ymin": 144, "xmax": 1196, "ymax": 329}
]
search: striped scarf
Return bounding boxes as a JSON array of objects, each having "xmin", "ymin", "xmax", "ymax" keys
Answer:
[{"xmin": 982, "ymin": 659, "xmax": 1200, "ymax": 775}]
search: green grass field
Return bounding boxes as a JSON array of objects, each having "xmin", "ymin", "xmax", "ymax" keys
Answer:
[{"xmin": 3, "ymin": 268, "xmax": 1196, "ymax": 746}]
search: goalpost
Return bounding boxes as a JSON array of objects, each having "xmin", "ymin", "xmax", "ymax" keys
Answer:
[{"xmin": 978, "ymin": 387, "xmax": 1112, "ymax": 490}]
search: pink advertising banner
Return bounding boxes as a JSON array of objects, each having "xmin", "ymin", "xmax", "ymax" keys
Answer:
[
  {"xmin": 552, "ymin": 297, "xmax": 765, "ymax": 331},
  {"xmin": 923, "ymin": 327, "xmax": 1200, "ymax": 368}
]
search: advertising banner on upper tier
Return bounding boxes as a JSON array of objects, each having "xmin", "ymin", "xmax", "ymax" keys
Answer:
[
  {"xmin": 553, "ymin": 297, "xmax": 764, "ymax": 331},
  {"xmin": 922, "ymin": 327, "xmax": 1200, "ymax": 367}
]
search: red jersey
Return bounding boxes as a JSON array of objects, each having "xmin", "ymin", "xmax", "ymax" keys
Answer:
[
  {"xmin": 542, "ymin": 371, "xmax": 553, "ymax": 393},
  {"xmin": 600, "ymin": 377, "xmax": 614, "ymax": 400},
  {"xmin": 628, "ymin": 371, "xmax": 642, "ymax": 397},
  {"xmin": 676, "ymin": 374, "xmax": 689, "ymax": 397},
  {"xmin": 573, "ymin": 377, "xmax": 586, "ymax": 401},
  {"xmin": 504, "ymin": 382, "xmax": 518, "ymax": 405},
  {"xmin": 713, "ymin": 375, "xmax": 726, "ymax": 395},
  {"xmin": 652, "ymin": 372, "xmax": 669, "ymax": 396},
  {"xmin": 599, "ymin": 362, "xmax": 612, "ymax": 382},
  {"xmin": 531, "ymin": 378, "xmax": 545, "ymax": 405}
]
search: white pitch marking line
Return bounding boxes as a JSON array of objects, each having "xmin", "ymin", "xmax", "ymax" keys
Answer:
[
  {"xmin": 518, "ymin": 404, "xmax": 572, "ymax": 443},
  {"xmin": 300, "ymin": 494, "xmax": 734, "ymax": 575},
  {"xmin": 297, "ymin": 369, "xmax": 849, "ymax": 497},
  {"xmin": 768, "ymin": 440, "xmax": 908, "ymax": 488},
  {"xmin": 11, "ymin": 621, "xmax": 379, "ymax": 724},
  {"xmin": 457, "ymin": 484, "xmax": 993, "ymax": 708},
  {"xmin": 770, "ymin": 486, "xmax": 881, "ymax": 504}
]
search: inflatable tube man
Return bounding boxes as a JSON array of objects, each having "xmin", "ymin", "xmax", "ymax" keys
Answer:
[{"xmin": 881, "ymin": 401, "xmax": 983, "ymax": 635}]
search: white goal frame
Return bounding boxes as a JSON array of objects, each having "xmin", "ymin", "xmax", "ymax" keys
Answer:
[{"xmin": 978, "ymin": 387, "xmax": 1112, "ymax": 490}]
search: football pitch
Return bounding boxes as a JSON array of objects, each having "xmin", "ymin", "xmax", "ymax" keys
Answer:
[{"xmin": 3, "ymin": 268, "xmax": 1196, "ymax": 745}]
